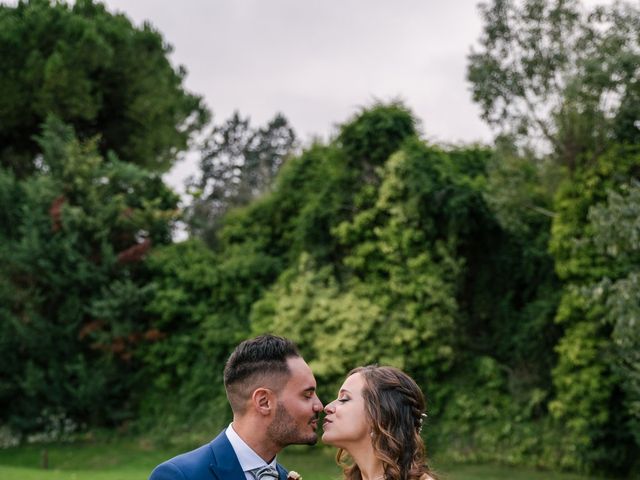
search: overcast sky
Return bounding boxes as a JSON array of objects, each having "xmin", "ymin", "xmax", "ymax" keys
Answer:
[
  {"xmin": 96, "ymin": 0, "xmax": 498, "ymax": 194},
  {"xmin": 3, "ymin": 0, "xmax": 608, "ymax": 193}
]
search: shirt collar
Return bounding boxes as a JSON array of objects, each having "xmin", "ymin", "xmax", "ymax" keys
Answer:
[{"xmin": 225, "ymin": 423, "xmax": 278, "ymax": 472}]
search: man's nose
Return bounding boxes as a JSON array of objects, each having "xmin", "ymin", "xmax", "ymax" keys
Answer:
[{"xmin": 313, "ymin": 395, "xmax": 324, "ymax": 411}]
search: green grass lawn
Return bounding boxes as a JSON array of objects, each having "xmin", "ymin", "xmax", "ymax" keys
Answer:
[{"xmin": 0, "ymin": 440, "xmax": 606, "ymax": 480}]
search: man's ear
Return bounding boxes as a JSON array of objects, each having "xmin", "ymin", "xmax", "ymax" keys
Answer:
[{"xmin": 252, "ymin": 387, "xmax": 275, "ymax": 416}]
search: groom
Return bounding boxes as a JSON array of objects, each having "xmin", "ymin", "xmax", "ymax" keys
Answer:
[{"xmin": 149, "ymin": 334, "xmax": 323, "ymax": 480}]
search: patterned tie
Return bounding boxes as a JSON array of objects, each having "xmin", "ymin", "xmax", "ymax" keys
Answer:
[{"xmin": 250, "ymin": 465, "xmax": 279, "ymax": 480}]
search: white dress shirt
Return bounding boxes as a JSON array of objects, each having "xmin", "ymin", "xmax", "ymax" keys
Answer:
[{"xmin": 225, "ymin": 423, "xmax": 278, "ymax": 480}]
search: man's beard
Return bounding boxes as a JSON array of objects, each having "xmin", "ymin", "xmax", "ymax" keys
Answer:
[{"xmin": 267, "ymin": 402, "xmax": 318, "ymax": 447}]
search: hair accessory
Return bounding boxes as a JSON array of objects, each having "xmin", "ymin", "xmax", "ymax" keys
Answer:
[{"xmin": 418, "ymin": 412, "xmax": 427, "ymax": 433}]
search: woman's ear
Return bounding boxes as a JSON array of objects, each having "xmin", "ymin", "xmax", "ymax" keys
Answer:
[{"xmin": 252, "ymin": 387, "xmax": 274, "ymax": 416}]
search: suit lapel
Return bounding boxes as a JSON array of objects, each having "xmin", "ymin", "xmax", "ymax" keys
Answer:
[
  {"xmin": 208, "ymin": 431, "xmax": 246, "ymax": 480},
  {"xmin": 276, "ymin": 463, "xmax": 288, "ymax": 480}
]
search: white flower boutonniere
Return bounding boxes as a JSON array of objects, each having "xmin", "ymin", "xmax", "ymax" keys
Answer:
[{"xmin": 287, "ymin": 471, "xmax": 302, "ymax": 480}]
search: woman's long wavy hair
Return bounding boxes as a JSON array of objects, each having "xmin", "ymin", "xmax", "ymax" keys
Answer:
[{"xmin": 336, "ymin": 366, "xmax": 438, "ymax": 480}]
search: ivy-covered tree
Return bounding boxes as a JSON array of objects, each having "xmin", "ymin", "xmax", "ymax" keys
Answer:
[
  {"xmin": 587, "ymin": 180, "xmax": 640, "ymax": 448},
  {"xmin": 246, "ymin": 104, "xmax": 563, "ymax": 467},
  {"xmin": 469, "ymin": 2, "xmax": 640, "ymax": 472},
  {"xmin": 479, "ymin": 137, "xmax": 561, "ymax": 376},
  {"xmin": 0, "ymin": 0, "xmax": 208, "ymax": 177},
  {"xmin": 548, "ymin": 146, "xmax": 640, "ymax": 472}
]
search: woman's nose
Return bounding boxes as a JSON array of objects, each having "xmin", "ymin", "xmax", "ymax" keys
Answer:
[{"xmin": 324, "ymin": 402, "xmax": 335, "ymax": 414}]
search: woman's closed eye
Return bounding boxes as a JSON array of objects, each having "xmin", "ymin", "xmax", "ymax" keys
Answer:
[{"xmin": 337, "ymin": 397, "xmax": 350, "ymax": 403}]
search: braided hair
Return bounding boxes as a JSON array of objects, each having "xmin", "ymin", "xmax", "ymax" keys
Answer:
[{"xmin": 337, "ymin": 366, "xmax": 438, "ymax": 480}]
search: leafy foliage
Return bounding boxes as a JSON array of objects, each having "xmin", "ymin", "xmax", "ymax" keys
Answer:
[
  {"xmin": 239, "ymin": 104, "xmax": 563, "ymax": 469},
  {"xmin": 0, "ymin": 118, "xmax": 177, "ymax": 435},
  {"xmin": 468, "ymin": 0, "xmax": 640, "ymax": 473},
  {"xmin": 548, "ymin": 146, "xmax": 640, "ymax": 472},
  {"xmin": 586, "ymin": 180, "xmax": 640, "ymax": 450},
  {"xmin": 0, "ymin": 0, "xmax": 208, "ymax": 177},
  {"xmin": 136, "ymin": 240, "xmax": 245, "ymax": 434},
  {"xmin": 467, "ymin": 0, "xmax": 640, "ymax": 166},
  {"xmin": 186, "ymin": 112, "xmax": 296, "ymax": 246}
]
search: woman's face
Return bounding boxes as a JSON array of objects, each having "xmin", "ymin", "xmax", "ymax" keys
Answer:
[{"xmin": 322, "ymin": 372, "xmax": 371, "ymax": 448}]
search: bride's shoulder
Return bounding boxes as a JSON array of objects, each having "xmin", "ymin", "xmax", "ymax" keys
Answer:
[{"xmin": 419, "ymin": 474, "xmax": 435, "ymax": 480}]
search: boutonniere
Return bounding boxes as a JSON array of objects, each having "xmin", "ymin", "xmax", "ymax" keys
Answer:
[{"xmin": 287, "ymin": 471, "xmax": 302, "ymax": 480}]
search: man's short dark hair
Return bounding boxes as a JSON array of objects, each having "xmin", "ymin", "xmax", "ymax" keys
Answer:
[{"xmin": 224, "ymin": 334, "xmax": 300, "ymax": 413}]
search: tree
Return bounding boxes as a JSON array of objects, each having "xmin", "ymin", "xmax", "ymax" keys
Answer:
[
  {"xmin": 136, "ymin": 239, "xmax": 249, "ymax": 433},
  {"xmin": 548, "ymin": 146, "xmax": 640, "ymax": 472},
  {"xmin": 469, "ymin": 5, "xmax": 640, "ymax": 469},
  {"xmin": 337, "ymin": 101, "xmax": 417, "ymax": 177},
  {"xmin": 467, "ymin": 0, "xmax": 640, "ymax": 168},
  {"xmin": 586, "ymin": 180, "xmax": 640, "ymax": 449},
  {"xmin": 246, "ymin": 105, "xmax": 564, "ymax": 467},
  {"xmin": 0, "ymin": 0, "xmax": 208, "ymax": 177},
  {"xmin": 0, "ymin": 118, "xmax": 178, "ymax": 435},
  {"xmin": 186, "ymin": 112, "xmax": 296, "ymax": 246}
]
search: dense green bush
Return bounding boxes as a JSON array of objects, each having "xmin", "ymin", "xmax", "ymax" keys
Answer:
[
  {"xmin": 223, "ymin": 105, "xmax": 564, "ymax": 469},
  {"xmin": 0, "ymin": 118, "xmax": 177, "ymax": 436},
  {"xmin": 548, "ymin": 146, "xmax": 640, "ymax": 473}
]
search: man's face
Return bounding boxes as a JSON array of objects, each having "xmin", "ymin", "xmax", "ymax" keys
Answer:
[{"xmin": 267, "ymin": 356, "xmax": 323, "ymax": 446}]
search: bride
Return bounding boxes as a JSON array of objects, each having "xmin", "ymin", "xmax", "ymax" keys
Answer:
[{"xmin": 323, "ymin": 365, "xmax": 438, "ymax": 480}]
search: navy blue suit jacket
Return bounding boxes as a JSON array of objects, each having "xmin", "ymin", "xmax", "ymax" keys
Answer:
[{"xmin": 149, "ymin": 430, "xmax": 289, "ymax": 480}]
